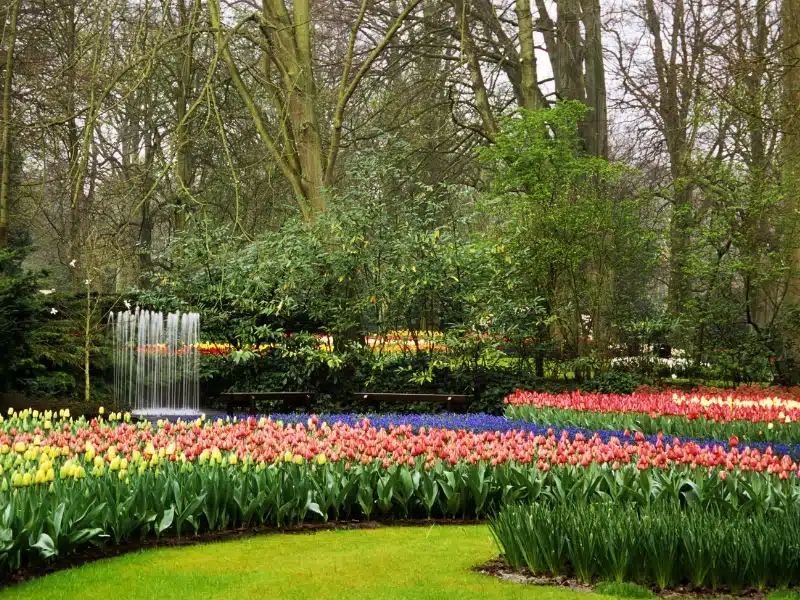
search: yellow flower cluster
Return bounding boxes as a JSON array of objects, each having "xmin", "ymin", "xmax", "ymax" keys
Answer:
[
  {"xmin": 672, "ymin": 393, "xmax": 800, "ymax": 416},
  {"xmin": 4, "ymin": 442, "xmax": 57, "ymax": 488}
]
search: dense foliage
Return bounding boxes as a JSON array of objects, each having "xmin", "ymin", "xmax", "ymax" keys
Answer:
[
  {"xmin": 0, "ymin": 248, "xmax": 42, "ymax": 390},
  {"xmin": 491, "ymin": 502, "xmax": 800, "ymax": 591}
]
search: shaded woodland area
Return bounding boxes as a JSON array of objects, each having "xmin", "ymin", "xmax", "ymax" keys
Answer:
[{"xmin": 3, "ymin": 0, "xmax": 800, "ymax": 403}]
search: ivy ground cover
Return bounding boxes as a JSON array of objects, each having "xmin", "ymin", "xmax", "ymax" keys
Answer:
[
  {"xmin": 506, "ymin": 390, "xmax": 800, "ymax": 443},
  {"xmin": 1, "ymin": 407, "xmax": 800, "ymax": 578}
]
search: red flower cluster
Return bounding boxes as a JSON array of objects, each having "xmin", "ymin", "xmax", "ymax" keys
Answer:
[
  {"xmin": 4, "ymin": 417, "xmax": 797, "ymax": 479},
  {"xmin": 505, "ymin": 390, "xmax": 800, "ymax": 425}
]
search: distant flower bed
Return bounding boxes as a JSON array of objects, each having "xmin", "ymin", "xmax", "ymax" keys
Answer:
[
  {"xmin": 197, "ymin": 330, "xmax": 448, "ymax": 355},
  {"xmin": 505, "ymin": 390, "xmax": 800, "ymax": 443}
]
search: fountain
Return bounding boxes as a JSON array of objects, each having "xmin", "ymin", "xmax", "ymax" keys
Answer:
[{"xmin": 109, "ymin": 308, "xmax": 201, "ymax": 417}]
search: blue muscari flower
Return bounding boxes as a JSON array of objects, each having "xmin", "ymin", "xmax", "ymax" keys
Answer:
[{"xmin": 228, "ymin": 411, "xmax": 800, "ymax": 460}]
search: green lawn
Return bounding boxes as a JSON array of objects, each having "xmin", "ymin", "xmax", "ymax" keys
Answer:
[{"xmin": 0, "ymin": 525, "xmax": 613, "ymax": 600}]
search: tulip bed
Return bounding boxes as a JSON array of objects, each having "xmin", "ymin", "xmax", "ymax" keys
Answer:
[
  {"xmin": 1, "ymin": 407, "xmax": 800, "ymax": 588},
  {"xmin": 491, "ymin": 502, "xmax": 800, "ymax": 592},
  {"xmin": 506, "ymin": 390, "xmax": 800, "ymax": 443}
]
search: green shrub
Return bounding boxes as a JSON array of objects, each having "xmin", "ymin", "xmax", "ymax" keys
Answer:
[
  {"xmin": 0, "ymin": 248, "xmax": 44, "ymax": 390},
  {"xmin": 580, "ymin": 370, "xmax": 640, "ymax": 395}
]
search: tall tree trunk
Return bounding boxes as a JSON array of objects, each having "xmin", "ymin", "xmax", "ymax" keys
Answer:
[
  {"xmin": 783, "ymin": 0, "xmax": 800, "ymax": 302},
  {"xmin": 175, "ymin": 0, "xmax": 199, "ymax": 233},
  {"xmin": 515, "ymin": 0, "xmax": 543, "ymax": 111},
  {"xmin": 556, "ymin": 0, "xmax": 585, "ymax": 104},
  {"xmin": 65, "ymin": 0, "xmax": 82, "ymax": 287},
  {"xmin": 453, "ymin": 0, "xmax": 498, "ymax": 138},
  {"xmin": 0, "ymin": 0, "xmax": 19, "ymax": 249},
  {"xmin": 580, "ymin": 0, "xmax": 608, "ymax": 157}
]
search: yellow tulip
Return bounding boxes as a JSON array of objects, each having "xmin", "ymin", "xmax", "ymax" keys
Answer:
[
  {"xmin": 14, "ymin": 442, "xmax": 25, "ymax": 453},
  {"xmin": 21, "ymin": 473, "xmax": 31, "ymax": 487},
  {"xmin": 317, "ymin": 454, "xmax": 327, "ymax": 465},
  {"xmin": 293, "ymin": 455, "xmax": 304, "ymax": 465},
  {"xmin": 98, "ymin": 406, "xmax": 105, "ymax": 415},
  {"xmin": 229, "ymin": 453, "xmax": 238, "ymax": 466}
]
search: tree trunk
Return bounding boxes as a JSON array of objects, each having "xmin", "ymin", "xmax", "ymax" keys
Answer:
[
  {"xmin": 580, "ymin": 0, "xmax": 608, "ymax": 157},
  {"xmin": 783, "ymin": 0, "xmax": 800, "ymax": 302},
  {"xmin": 556, "ymin": 0, "xmax": 585, "ymax": 104},
  {"xmin": 0, "ymin": 0, "xmax": 19, "ymax": 249},
  {"xmin": 453, "ymin": 0, "xmax": 498, "ymax": 138},
  {"xmin": 515, "ymin": 0, "xmax": 543, "ymax": 111},
  {"xmin": 175, "ymin": 0, "xmax": 199, "ymax": 232}
]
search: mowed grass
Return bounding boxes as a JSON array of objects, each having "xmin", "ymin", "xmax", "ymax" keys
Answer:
[{"xmin": 0, "ymin": 525, "xmax": 614, "ymax": 600}]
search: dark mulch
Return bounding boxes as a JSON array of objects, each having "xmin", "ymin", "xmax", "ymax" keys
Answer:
[
  {"xmin": 2, "ymin": 518, "xmax": 486, "ymax": 589},
  {"xmin": 473, "ymin": 558, "xmax": 785, "ymax": 599}
]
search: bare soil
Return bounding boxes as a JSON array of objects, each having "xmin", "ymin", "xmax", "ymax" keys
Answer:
[{"xmin": 473, "ymin": 558, "xmax": 788, "ymax": 599}]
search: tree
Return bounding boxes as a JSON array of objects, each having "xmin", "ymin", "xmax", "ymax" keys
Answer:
[
  {"xmin": 209, "ymin": 0, "xmax": 423, "ymax": 219},
  {"xmin": 0, "ymin": 0, "xmax": 20, "ymax": 248}
]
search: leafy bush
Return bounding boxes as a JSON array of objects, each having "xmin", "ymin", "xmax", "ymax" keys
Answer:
[
  {"xmin": 0, "ymin": 248, "xmax": 44, "ymax": 390},
  {"xmin": 581, "ymin": 370, "xmax": 641, "ymax": 395},
  {"xmin": 491, "ymin": 502, "xmax": 800, "ymax": 591}
]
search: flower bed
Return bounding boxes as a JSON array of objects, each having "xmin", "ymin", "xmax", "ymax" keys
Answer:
[
  {"xmin": 506, "ymin": 390, "xmax": 800, "ymax": 443},
  {"xmin": 491, "ymin": 502, "xmax": 800, "ymax": 592},
  {"xmin": 1, "ymin": 408, "xmax": 800, "ymax": 577}
]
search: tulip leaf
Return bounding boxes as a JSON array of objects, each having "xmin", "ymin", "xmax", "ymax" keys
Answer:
[
  {"xmin": 157, "ymin": 507, "xmax": 175, "ymax": 535},
  {"xmin": 32, "ymin": 533, "xmax": 57, "ymax": 558}
]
